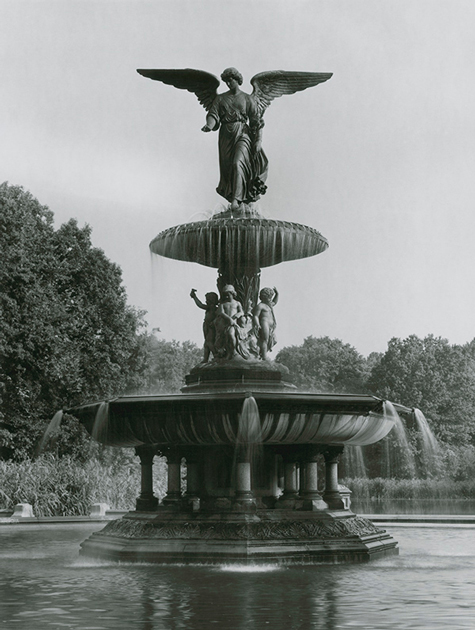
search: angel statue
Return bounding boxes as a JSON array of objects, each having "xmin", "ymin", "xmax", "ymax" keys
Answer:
[{"xmin": 137, "ymin": 67, "xmax": 332, "ymax": 211}]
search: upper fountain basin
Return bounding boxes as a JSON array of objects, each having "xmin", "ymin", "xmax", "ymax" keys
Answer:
[
  {"xmin": 149, "ymin": 216, "xmax": 329, "ymax": 271},
  {"xmin": 67, "ymin": 392, "xmax": 400, "ymax": 448}
]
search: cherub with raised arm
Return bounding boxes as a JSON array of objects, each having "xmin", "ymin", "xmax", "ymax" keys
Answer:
[
  {"xmin": 190, "ymin": 289, "xmax": 219, "ymax": 362},
  {"xmin": 253, "ymin": 287, "xmax": 279, "ymax": 361}
]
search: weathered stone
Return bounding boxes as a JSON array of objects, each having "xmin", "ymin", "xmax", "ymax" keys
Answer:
[
  {"xmin": 90, "ymin": 503, "xmax": 110, "ymax": 517},
  {"xmin": 80, "ymin": 512, "xmax": 398, "ymax": 564}
]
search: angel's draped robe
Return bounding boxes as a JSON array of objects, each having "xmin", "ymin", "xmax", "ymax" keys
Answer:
[{"xmin": 208, "ymin": 91, "xmax": 268, "ymax": 204}]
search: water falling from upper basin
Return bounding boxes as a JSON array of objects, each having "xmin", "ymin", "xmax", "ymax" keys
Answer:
[{"xmin": 149, "ymin": 213, "xmax": 329, "ymax": 271}]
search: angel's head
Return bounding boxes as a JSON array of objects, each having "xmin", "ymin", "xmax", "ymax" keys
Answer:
[{"xmin": 221, "ymin": 67, "xmax": 243, "ymax": 87}]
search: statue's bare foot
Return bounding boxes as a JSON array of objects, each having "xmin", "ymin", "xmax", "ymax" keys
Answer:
[{"xmin": 230, "ymin": 199, "xmax": 240, "ymax": 212}]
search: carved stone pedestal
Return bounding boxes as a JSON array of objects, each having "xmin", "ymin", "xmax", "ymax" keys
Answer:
[
  {"xmin": 72, "ymin": 382, "xmax": 402, "ymax": 565},
  {"xmin": 80, "ymin": 509, "xmax": 398, "ymax": 564}
]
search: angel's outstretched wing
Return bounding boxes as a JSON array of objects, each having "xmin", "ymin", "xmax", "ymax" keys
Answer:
[
  {"xmin": 250, "ymin": 71, "xmax": 333, "ymax": 117},
  {"xmin": 137, "ymin": 68, "xmax": 220, "ymax": 111}
]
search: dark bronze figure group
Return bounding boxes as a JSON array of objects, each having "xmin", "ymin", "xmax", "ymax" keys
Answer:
[
  {"xmin": 191, "ymin": 284, "xmax": 278, "ymax": 363},
  {"xmin": 140, "ymin": 65, "xmax": 332, "ymax": 365}
]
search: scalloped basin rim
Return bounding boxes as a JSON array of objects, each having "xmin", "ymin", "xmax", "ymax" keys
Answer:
[
  {"xmin": 66, "ymin": 393, "xmax": 410, "ymax": 448},
  {"xmin": 67, "ymin": 391, "xmax": 398, "ymax": 409},
  {"xmin": 66, "ymin": 392, "xmax": 412, "ymax": 418},
  {"xmin": 149, "ymin": 217, "xmax": 329, "ymax": 269}
]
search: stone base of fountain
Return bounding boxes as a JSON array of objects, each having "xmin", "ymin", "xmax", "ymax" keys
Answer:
[
  {"xmin": 80, "ymin": 509, "xmax": 398, "ymax": 564},
  {"xmin": 183, "ymin": 357, "xmax": 295, "ymax": 392},
  {"xmin": 69, "ymin": 389, "xmax": 403, "ymax": 565}
]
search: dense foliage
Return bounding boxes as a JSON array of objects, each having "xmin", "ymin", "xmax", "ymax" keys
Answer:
[
  {"xmin": 276, "ymin": 333, "xmax": 475, "ymax": 449},
  {"xmin": 0, "ymin": 450, "xmax": 167, "ymax": 516},
  {"xmin": 144, "ymin": 336, "xmax": 202, "ymax": 394},
  {"xmin": 0, "ymin": 183, "xmax": 151, "ymax": 459},
  {"xmin": 276, "ymin": 336, "xmax": 370, "ymax": 393},
  {"xmin": 2, "ymin": 182, "xmax": 475, "ymax": 495},
  {"xmin": 367, "ymin": 335, "xmax": 475, "ymax": 445}
]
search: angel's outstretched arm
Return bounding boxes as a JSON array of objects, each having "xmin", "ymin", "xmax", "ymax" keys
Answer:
[
  {"xmin": 202, "ymin": 115, "xmax": 219, "ymax": 132},
  {"xmin": 202, "ymin": 96, "xmax": 221, "ymax": 132}
]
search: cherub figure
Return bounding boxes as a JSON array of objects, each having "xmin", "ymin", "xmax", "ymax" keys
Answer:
[
  {"xmin": 190, "ymin": 289, "xmax": 219, "ymax": 362},
  {"xmin": 137, "ymin": 67, "xmax": 332, "ymax": 212},
  {"xmin": 253, "ymin": 287, "xmax": 279, "ymax": 361},
  {"xmin": 214, "ymin": 285, "xmax": 249, "ymax": 360}
]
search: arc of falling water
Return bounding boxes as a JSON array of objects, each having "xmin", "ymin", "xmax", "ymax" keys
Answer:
[
  {"xmin": 92, "ymin": 402, "xmax": 110, "ymax": 444},
  {"xmin": 36, "ymin": 410, "xmax": 64, "ymax": 456},
  {"xmin": 237, "ymin": 394, "xmax": 262, "ymax": 444}
]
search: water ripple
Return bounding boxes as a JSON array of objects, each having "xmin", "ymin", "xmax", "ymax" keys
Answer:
[{"xmin": 1, "ymin": 524, "xmax": 475, "ymax": 629}]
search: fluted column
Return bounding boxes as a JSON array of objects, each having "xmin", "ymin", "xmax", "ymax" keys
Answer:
[
  {"xmin": 184, "ymin": 450, "xmax": 202, "ymax": 511},
  {"xmin": 276, "ymin": 450, "xmax": 300, "ymax": 508},
  {"xmin": 233, "ymin": 448, "xmax": 256, "ymax": 511},
  {"xmin": 322, "ymin": 446, "xmax": 345, "ymax": 510},
  {"xmin": 299, "ymin": 447, "xmax": 328, "ymax": 510},
  {"xmin": 135, "ymin": 446, "xmax": 158, "ymax": 511},
  {"xmin": 283, "ymin": 461, "xmax": 299, "ymax": 498},
  {"xmin": 162, "ymin": 448, "xmax": 182, "ymax": 506}
]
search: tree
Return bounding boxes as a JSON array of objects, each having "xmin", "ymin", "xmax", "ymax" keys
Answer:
[
  {"xmin": 367, "ymin": 335, "xmax": 475, "ymax": 445},
  {"xmin": 276, "ymin": 336, "xmax": 370, "ymax": 393},
  {"xmin": 144, "ymin": 336, "xmax": 202, "ymax": 393},
  {"xmin": 0, "ymin": 183, "xmax": 151, "ymax": 459}
]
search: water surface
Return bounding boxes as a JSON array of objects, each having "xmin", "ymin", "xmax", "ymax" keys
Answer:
[
  {"xmin": 1, "ymin": 523, "xmax": 475, "ymax": 629},
  {"xmin": 353, "ymin": 499, "xmax": 475, "ymax": 515}
]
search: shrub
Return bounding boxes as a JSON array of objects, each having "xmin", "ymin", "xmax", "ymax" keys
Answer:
[
  {"xmin": 0, "ymin": 451, "xmax": 167, "ymax": 516},
  {"xmin": 343, "ymin": 477, "xmax": 475, "ymax": 501}
]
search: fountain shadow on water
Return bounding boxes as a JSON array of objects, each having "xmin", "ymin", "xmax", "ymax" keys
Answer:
[{"xmin": 135, "ymin": 564, "xmax": 341, "ymax": 630}]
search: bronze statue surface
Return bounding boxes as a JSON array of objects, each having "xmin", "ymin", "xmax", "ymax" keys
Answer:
[
  {"xmin": 253, "ymin": 287, "xmax": 278, "ymax": 361},
  {"xmin": 137, "ymin": 67, "xmax": 332, "ymax": 211}
]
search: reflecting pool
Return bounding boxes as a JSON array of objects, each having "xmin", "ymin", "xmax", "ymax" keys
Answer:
[
  {"xmin": 353, "ymin": 499, "xmax": 475, "ymax": 515},
  {"xmin": 1, "ymin": 523, "xmax": 475, "ymax": 629}
]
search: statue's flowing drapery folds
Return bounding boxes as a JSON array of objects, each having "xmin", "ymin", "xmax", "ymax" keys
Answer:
[
  {"xmin": 208, "ymin": 91, "xmax": 268, "ymax": 203},
  {"xmin": 136, "ymin": 68, "xmax": 332, "ymax": 207}
]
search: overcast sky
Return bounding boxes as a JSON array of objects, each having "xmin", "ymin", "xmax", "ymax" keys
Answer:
[{"xmin": 2, "ymin": 0, "xmax": 475, "ymax": 357}]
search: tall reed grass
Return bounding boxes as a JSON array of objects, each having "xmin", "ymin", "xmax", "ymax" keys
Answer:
[
  {"xmin": 344, "ymin": 477, "xmax": 475, "ymax": 500},
  {"xmin": 0, "ymin": 452, "xmax": 167, "ymax": 517},
  {"xmin": 2, "ymin": 455, "xmax": 474, "ymax": 517}
]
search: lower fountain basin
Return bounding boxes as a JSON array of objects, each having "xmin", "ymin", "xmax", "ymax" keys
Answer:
[
  {"xmin": 67, "ymin": 384, "xmax": 406, "ymax": 565},
  {"xmin": 80, "ymin": 510, "xmax": 398, "ymax": 565},
  {"xmin": 68, "ymin": 392, "xmax": 398, "ymax": 448}
]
